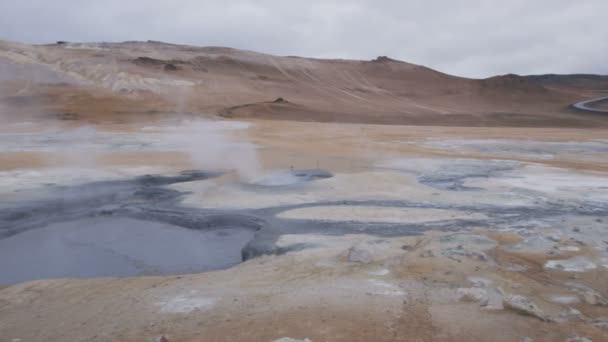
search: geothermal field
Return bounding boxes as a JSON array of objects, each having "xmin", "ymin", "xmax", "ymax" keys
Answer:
[{"xmin": 0, "ymin": 40, "xmax": 608, "ymax": 342}]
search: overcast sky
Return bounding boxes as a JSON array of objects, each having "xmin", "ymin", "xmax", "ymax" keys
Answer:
[{"xmin": 1, "ymin": 0, "xmax": 606, "ymax": 78}]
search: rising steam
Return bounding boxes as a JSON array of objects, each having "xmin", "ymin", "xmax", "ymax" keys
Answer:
[{"xmin": 160, "ymin": 120, "xmax": 262, "ymax": 181}]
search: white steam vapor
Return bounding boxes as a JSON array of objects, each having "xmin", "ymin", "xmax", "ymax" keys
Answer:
[{"xmin": 160, "ymin": 120, "xmax": 262, "ymax": 180}]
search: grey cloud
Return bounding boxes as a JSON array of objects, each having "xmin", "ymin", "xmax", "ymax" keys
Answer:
[{"xmin": 0, "ymin": 0, "xmax": 607, "ymax": 77}]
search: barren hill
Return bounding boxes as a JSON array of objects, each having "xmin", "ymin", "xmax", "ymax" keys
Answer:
[
  {"xmin": 525, "ymin": 74, "xmax": 608, "ymax": 92},
  {"xmin": 0, "ymin": 40, "xmax": 605, "ymax": 127}
]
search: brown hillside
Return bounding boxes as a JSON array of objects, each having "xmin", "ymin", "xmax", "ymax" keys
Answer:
[{"xmin": 0, "ymin": 40, "xmax": 605, "ymax": 127}]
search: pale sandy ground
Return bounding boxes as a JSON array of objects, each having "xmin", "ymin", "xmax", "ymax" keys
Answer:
[{"xmin": 1, "ymin": 119, "xmax": 608, "ymax": 342}]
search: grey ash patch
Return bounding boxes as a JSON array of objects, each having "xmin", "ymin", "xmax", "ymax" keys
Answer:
[
  {"xmin": 417, "ymin": 160, "xmax": 518, "ymax": 191},
  {"xmin": 379, "ymin": 158, "xmax": 519, "ymax": 191},
  {"xmin": 248, "ymin": 168, "xmax": 333, "ymax": 188}
]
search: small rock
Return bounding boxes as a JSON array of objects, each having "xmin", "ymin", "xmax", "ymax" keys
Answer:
[
  {"xmin": 272, "ymin": 338, "xmax": 312, "ymax": 342},
  {"xmin": 558, "ymin": 246, "xmax": 580, "ymax": 252},
  {"xmin": 522, "ymin": 338, "xmax": 534, "ymax": 342},
  {"xmin": 468, "ymin": 277, "xmax": 492, "ymax": 288},
  {"xmin": 503, "ymin": 295, "xmax": 547, "ymax": 321},
  {"xmin": 582, "ymin": 291, "xmax": 606, "ymax": 305},
  {"xmin": 468, "ymin": 252, "xmax": 489, "ymax": 261},
  {"xmin": 591, "ymin": 317, "xmax": 608, "ymax": 330},
  {"xmin": 419, "ymin": 250, "xmax": 435, "ymax": 258},
  {"xmin": 558, "ymin": 308, "xmax": 584, "ymax": 322},
  {"xmin": 565, "ymin": 337, "xmax": 592, "ymax": 342},
  {"xmin": 544, "ymin": 257, "xmax": 597, "ymax": 272},
  {"xmin": 566, "ymin": 283, "xmax": 607, "ymax": 305},
  {"xmin": 152, "ymin": 336, "xmax": 170, "ymax": 342},
  {"xmin": 457, "ymin": 288, "xmax": 489, "ymax": 306},
  {"xmin": 572, "ymin": 227, "xmax": 581, "ymax": 233},
  {"xmin": 549, "ymin": 295, "xmax": 580, "ymax": 305}
]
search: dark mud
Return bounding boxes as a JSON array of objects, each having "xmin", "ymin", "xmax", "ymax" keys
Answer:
[
  {"xmin": 378, "ymin": 158, "xmax": 521, "ymax": 191},
  {"xmin": 249, "ymin": 168, "xmax": 333, "ymax": 187},
  {"xmin": 0, "ymin": 217, "xmax": 255, "ymax": 285},
  {"xmin": 416, "ymin": 160, "xmax": 519, "ymax": 191},
  {"xmin": 1, "ymin": 168, "xmax": 607, "ymax": 285}
]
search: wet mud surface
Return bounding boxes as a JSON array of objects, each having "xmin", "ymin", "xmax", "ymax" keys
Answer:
[{"xmin": 2, "ymin": 164, "xmax": 607, "ymax": 285}]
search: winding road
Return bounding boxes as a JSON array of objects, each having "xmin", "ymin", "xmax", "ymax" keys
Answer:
[{"xmin": 572, "ymin": 91, "xmax": 608, "ymax": 113}]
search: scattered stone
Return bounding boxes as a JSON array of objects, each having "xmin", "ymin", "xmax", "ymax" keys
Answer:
[
  {"xmin": 419, "ymin": 250, "xmax": 435, "ymax": 258},
  {"xmin": 572, "ymin": 227, "xmax": 581, "ymax": 233},
  {"xmin": 503, "ymin": 295, "xmax": 547, "ymax": 321},
  {"xmin": 468, "ymin": 277, "xmax": 493, "ymax": 288},
  {"xmin": 547, "ymin": 235, "xmax": 561, "ymax": 242},
  {"xmin": 558, "ymin": 308, "xmax": 584, "ymax": 322},
  {"xmin": 444, "ymin": 248, "xmax": 489, "ymax": 261},
  {"xmin": 558, "ymin": 246, "xmax": 580, "ymax": 252},
  {"xmin": 272, "ymin": 338, "xmax": 312, "ymax": 342},
  {"xmin": 565, "ymin": 337, "xmax": 592, "ymax": 342},
  {"xmin": 582, "ymin": 291, "xmax": 606, "ymax": 306},
  {"xmin": 566, "ymin": 283, "xmax": 607, "ymax": 305},
  {"xmin": 457, "ymin": 288, "xmax": 489, "ymax": 306},
  {"xmin": 439, "ymin": 234, "xmax": 495, "ymax": 261},
  {"xmin": 152, "ymin": 335, "xmax": 170, "ymax": 342},
  {"xmin": 544, "ymin": 257, "xmax": 597, "ymax": 272},
  {"xmin": 549, "ymin": 295, "xmax": 580, "ymax": 305},
  {"xmin": 572, "ymin": 239, "xmax": 586, "ymax": 246},
  {"xmin": 273, "ymin": 97, "xmax": 287, "ymax": 103},
  {"xmin": 591, "ymin": 317, "xmax": 608, "ymax": 330},
  {"xmin": 522, "ymin": 338, "xmax": 534, "ymax": 342},
  {"xmin": 472, "ymin": 252, "xmax": 489, "ymax": 261},
  {"xmin": 164, "ymin": 63, "xmax": 178, "ymax": 71}
]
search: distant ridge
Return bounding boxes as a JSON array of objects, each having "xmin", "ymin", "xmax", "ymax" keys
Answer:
[{"xmin": 1, "ymin": 39, "xmax": 607, "ymax": 127}]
